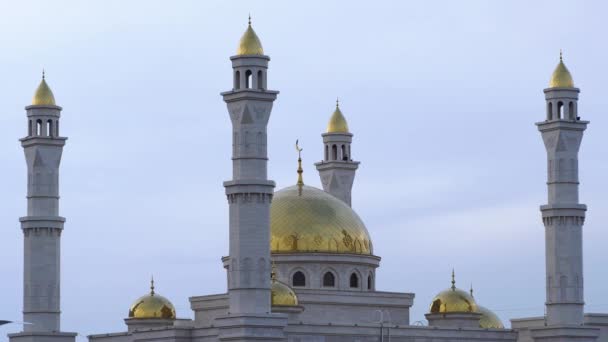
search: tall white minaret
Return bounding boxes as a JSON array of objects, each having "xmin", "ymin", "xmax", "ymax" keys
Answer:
[
  {"xmin": 315, "ymin": 100, "xmax": 359, "ymax": 206},
  {"xmin": 536, "ymin": 53, "xmax": 600, "ymax": 338},
  {"xmin": 9, "ymin": 73, "xmax": 76, "ymax": 342},
  {"xmin": 216, "ymin": 18, "xmax": 286, "ymax": 342}
]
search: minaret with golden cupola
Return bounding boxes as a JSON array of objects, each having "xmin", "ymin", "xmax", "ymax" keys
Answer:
[
  {"xmin": 315, "ymin": 100, "xmax": 360, "ymax": 206},
  {"xmin": 532, "ymin": 52, "xmax": 599, "ymax": 341},
  {"xmin": 9, "ymin": 73, "xmax": 76, "ymax": 342},
  {"xmin": 216, "ymin": 17, "xmax": 287, "ymax": 341}
]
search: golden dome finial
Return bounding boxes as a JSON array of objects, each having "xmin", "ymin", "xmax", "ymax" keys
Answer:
[
  {"xmin": 327, "ymin": 99, "xmax": 349, "ymax": 133},
  {"xmin": 32, "ymin": 70, "xmax": 56, "ymax": 106},
  {"xmin": 295, "ymin": 140, "xmax": 304, "ymax": 187},
  {"xmin": 549, "ymin": 50, "xmax": 574, "ymax": 88},
  {"xmin": 470, "ymin": 283, "xmax": 474, "ymax": 297},
  {"xmin": 236, "ymin": 15, "xmax": 264, "ymax": 55},
  {"xmin": 150, "ymin": 275, "xmax": 155, "ymax": 296},
  {"xmin": 451, "ymin": 269, "xmax": 456, "ymax": 291}
]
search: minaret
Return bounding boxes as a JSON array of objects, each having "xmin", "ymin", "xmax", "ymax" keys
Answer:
[
  {"xmin": 9, "ymin": 73, "xmax": 76, "ymax": 342},
  {"xmin": 538, "ymin": 53, "xmax": 589, "ymax": 327},
  {"xmin": 216, "ymin": 18, "xmax": 286, "ymax": 341},
  {"xmin": 315, "ymin": 100, "xmax": 360, "ymax": 206}
]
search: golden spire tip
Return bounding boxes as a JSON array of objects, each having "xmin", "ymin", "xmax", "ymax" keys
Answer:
[
  {"xmin": 451, "ymin": 269, "xmax": 456, "ymax": 290},
  {"xmin": 470, "ymin": 283, "xmax": 474, "ymax": 297},
  {"xmin": 559, "ymin": 49, "xmax": 563, "ymax": 61},
  {"xmin": 150, "ymin": 275, "xmax": 155, "ymax": 296},
  {"xmin": 248, "ymin": 14, "xmax": 251, "ymax": 26},
  {"xmin": 42, "ymin": 69, "xmax": 45, "ymax": 80},
  {"xmin": 295, "ymin": 140, "xmax": 304, "ymax": 186},
  {"xmin": 336, "ymin": 97, "xmax": 339, "ymax": 108}
]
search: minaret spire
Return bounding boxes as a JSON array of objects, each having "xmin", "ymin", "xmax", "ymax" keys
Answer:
[
  {"xmin": 150, "ymin": 275, "xmax": 155, "ymax": 296},
  {"xmin": 296, "ymin": 140, "xmax": 304, "ymax": 186},
  {"xmin": 451, "ymin": 269, "xmax": 456, "ymax": 290},
  {"xmin": 216, "ymin": 19, "xmax": 287, "ymax": 342},
  {"xmin": 315, "ymin": 99, "xmax": 360, "ymax": 206},
  {"xmin": 10, "ymin": 75, "xmax": 76, "ymax": 342},
  {"xmin": 530, "ymin": 53, "xmax": 600, "ymax": 342}
]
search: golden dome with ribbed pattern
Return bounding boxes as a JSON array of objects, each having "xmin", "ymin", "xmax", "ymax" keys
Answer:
[
  {"xmin": 32, "ymin": 75, "xmax": 56, "ymax": 106},
  {"xmin": 549, "ymin": 54, "xmax": 574, "ymax": 88},
  {"xmin": 270, "ymin": 185, "xmax": 372, "ymax": 255},
  {"xmin": 327, "ymin": 101, "xmax": 349, "ymax": 133},
  {"xmin": 236, "ymin": 19, "xmax": 264, "ymax": 56},
  {"xmin": 128, "ymin": 279, "xmax": 176, "ymax": 320}
]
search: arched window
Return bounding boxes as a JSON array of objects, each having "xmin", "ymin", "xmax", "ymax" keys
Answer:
[
  {"xmin": 367, "ymin": 275, "xmax": 372, "ymax": 290},
  {"xmin": 245, "ymin": 70, "xmax": 252, "ymax": 89},
  {"xmin": 325, "ymin": 145, "xmax": 329, "ymax": 160},
  {"xmin": 323, "ymin": 272, "xmax": 335, "ymax": 287},
  {"xmin": 341, "ymin": 145, "xmax": 347, "ymax": 161},
  {"xmin": 547, "ymin": 102, "xmax": 553, "ymax": 120},
  {"xmin": 350, "ymin": 273, "xmax": 359, "ymax": 288},
  {"xmin": 557, "ymin": 101, "xmax": 564, "ymax": 119},
  {"xmin": 47, "ymin": 119, "xmax": 53, "ymax": 137},
  {"xmin": 332, "ymin": 145, "xmax": 338, "ymax": 160},
  {"xmin": 36, "ymin": 119, "xmax": 42, "ymax": 136},
  {"xmin": 28, "ymin": 120, "xmax": 32, "ymax": 136},
  {"xmin": 569, "ymin": 101, "xmax": 575, "ymax": 120},
  {"xmin": 234, "ymin": 71, "xmax": 241, "ymax": 90},
  {"xmin": 257, "ymin": 70, "xmax": 264, "ymax": 89},
  {"xmin": 293, "ymin": 271, "xmax": 306, "ymax": 287}
]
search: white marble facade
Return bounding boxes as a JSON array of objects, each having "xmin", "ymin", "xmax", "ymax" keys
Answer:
[{"xmin": 9, "ymin": 23, "xmax": 608, "ymax": 342}]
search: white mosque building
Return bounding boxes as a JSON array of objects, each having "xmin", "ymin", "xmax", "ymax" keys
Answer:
[{"xmin": 7, "ymin": 20, "xmax": 608, "ymax": 342}]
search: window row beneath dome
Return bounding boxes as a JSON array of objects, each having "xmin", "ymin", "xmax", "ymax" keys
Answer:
[{"xmin": 289, "ymin": 268, "xmax": 374, "ymax": 291}]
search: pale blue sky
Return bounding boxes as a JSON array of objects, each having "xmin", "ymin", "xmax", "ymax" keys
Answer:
[{"xmin": 1, "ymin": 0, "xmax": 607, "ymax": 339}]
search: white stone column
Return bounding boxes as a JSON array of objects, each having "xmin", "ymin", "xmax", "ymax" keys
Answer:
[
  {"xmin": 10, "ymin": 87, "xmax": 76, "ymax": 342},
  {"xmin": 222, "ymin": 54, "xmax": 277, "ymax": 314},
  {"xmin": 538, "ymin": 87, "xmax": 586, "ymax": 326}
]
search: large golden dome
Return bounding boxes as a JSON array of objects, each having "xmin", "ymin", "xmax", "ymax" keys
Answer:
[
  {"xmin": 478, "ymin": 305, "xmax": 504, "ymax": 329},
  {"xmin": 429, "ymin": 272, "xmax": 478, "ymax": 314},
  {"xmin": 128, "ymin": 279, "xmax": 176, "ymax": 320},
  {"xmin": 32, "ymin": 74, "xmax": 56, "ymax": 106},
  {"xmin": 327, "ymin": 101, "xmax": 349, "ymax": 133},
  {"xmin": 549, "ymin": 53, "xmax": 574, "ymax": 88},
  {"xmin": 236, "ymin": 18, "xmax": 264, "ymax": 56},
  {"xmin": 270, "ymin": 184, "xmax": 372, "ymax": 254}
]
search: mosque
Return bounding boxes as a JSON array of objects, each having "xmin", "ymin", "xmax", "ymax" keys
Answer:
[{"xmin": 7, "ymin": 20, "xmax": 608, "ymax": 342}]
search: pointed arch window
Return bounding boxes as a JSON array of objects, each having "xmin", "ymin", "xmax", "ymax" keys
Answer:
[
  {"xmin": 323, "ymin": 272, "xmax": 335, "ymax": 287},
  {"xmin": 293, "ymin": 271, "xmax": 306, "ymax": 287},
  {"xmin": 350, "ymin": 273, "xmax": 359, "ymax": 288}
]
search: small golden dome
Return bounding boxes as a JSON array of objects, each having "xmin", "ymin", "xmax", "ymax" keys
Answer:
[
  {"xmin": 549, "ymin": 53, "xmax": 574, "ymax": 88},
  {"xmin": 429, "ymin": 271, "xmax": 478, "ymax": 314},
  {"xmin": 271, "ymin": 184, "xmax": 372, "ymax": 254},
  {"xmin": 271, "ymin": 279, "xmax": 299, "ymax": 307},
  {"xmin": 326, "ymin": 100, "xmax": 349, "ymax": 133},
  {"xmin": 478, "ymin": 305, "xmax": 504, "ymax": 329},
  {"xmin": 236, "ymin": 17, "xmax": 264, "ymax": 56},
  {"xmin": 32, "ymin": 73, "xmax": 56, "ymax": 106},
  {"xmin": 128, "ymin": 278, "xmax": 176, "ymax": 320}
]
